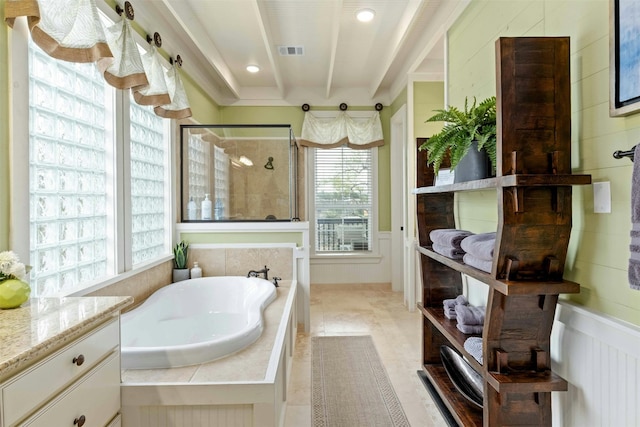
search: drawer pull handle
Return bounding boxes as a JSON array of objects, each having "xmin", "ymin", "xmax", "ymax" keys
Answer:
[
  {"xmin": 74, "ymin": 415, "xmax": 86, "ymax": 426},
  {"xmin": 72, "ymin": 354, "xmax": 85, "ymax": 366}
]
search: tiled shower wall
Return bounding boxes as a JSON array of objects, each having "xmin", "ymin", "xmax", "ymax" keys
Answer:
[
  {"xmin": 188, "ymin": 247, "xmax": 293, "ymax": 280},
  {"xmin": 87, "ymin": 247, "xmax": 293, "ymax": 309}
]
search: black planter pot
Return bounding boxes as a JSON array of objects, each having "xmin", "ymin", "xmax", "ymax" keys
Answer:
[{"xmin": 453, "ymin": 140, "xmax": 491, "ymax": 183}]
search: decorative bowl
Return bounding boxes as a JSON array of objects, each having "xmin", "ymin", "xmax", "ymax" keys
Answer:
[{"xmin": 440, "ymin": 345, "xmax": 484, "ymax": 408}]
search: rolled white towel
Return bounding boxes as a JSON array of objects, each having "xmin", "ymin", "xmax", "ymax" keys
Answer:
[{"xmin": 464, "ymin": 337, "xmax": 483, "ymax": 364}]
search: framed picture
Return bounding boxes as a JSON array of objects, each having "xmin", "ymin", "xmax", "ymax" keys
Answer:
[{"xmin": 610, "ymin": 0, "xmax": 640, "ymax": 116}]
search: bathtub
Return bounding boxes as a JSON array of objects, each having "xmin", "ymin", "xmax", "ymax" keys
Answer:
[{"xmin": 120, "ymin": 276, "xmax": 277, "ymax": 369}]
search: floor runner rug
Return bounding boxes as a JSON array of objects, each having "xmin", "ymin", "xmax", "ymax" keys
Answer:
[{"xmin": 312, "ymin": 335, "xmax": 410, "ymax": 427}]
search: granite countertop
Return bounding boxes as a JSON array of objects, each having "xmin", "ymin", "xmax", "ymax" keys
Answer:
[{"xmin": 0, "ymin": 296, "xmax": 133, "ymax": 380}]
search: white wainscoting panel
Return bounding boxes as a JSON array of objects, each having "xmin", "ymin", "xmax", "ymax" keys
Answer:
[
  {"xmin": 551, "ymin": 301, "xmax": 640, "ymax": 426},
  {"xmin": 310, "ymin": 232, "xmax": 391, "ymax": 284},
  {"xmin": 134, "ymin": 405, "xmax": 253, "ymax": 427}
]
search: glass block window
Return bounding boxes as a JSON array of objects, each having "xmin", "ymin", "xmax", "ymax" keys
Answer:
[
  {"xmin": 312, "ymin": 146, "xmax": 373, "ymax": 253},
  {"xmin": 187, "ymin": 133, "xmax": 211, "ymax": 216},
  {"xmin": 213, "ymin": 145, "xmax": 229, "ymax": 219},
  {"xmin": 129, "ymin": 94, "xmax": 169, "ymax": 265},
  {"xmin": 29, "ymin": 41, "xmax": 113, "ymax": 296}
]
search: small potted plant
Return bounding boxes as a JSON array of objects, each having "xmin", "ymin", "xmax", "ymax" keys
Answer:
[
  {"xmin": 172, "ymin": 240, "xmax": 190, "ymax": 282},
  {"xmin": 419, "ymin": 96, "xmax": 497, "ymax": 183}
]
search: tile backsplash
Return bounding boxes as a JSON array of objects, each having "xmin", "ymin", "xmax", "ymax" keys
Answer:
[{"xmin": 88, "ymin": 247, "xmax": 293, "ymax": 308}]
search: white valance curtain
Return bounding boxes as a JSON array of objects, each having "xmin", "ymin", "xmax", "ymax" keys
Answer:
[
  {"xmin": 98, "ymin": 16, "xmax": 148, "ymax": 89},
  {"xmin": 132, "ymin": 45, "xmax": 170, "ymax": 106},
  {"xmin": 298, "ymin": 111, "xmax": 384, "ymax": 149},
  {"xmin": 154, "ymin": 63, "xmax": 192, "ymax": 119},
  {"xmin": 5, "ymin": 0, "xmax": 112, "ymax": 62},
  {"xmin": 5, "ymin": 0, "xmax": 192, "ymax": 119}
]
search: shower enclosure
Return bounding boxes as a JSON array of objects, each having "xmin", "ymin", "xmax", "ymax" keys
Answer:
[{"xmin": 180, "ymin": 124, "xmax": 300, "ymax": 222}]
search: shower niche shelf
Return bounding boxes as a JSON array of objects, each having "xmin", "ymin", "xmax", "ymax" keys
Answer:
[{"xmin": 414, "ymin": 37, "xmax": 591, "ymax": 426}]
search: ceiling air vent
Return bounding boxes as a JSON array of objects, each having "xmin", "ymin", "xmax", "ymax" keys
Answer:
[{"xmin": 278, "ymin": 46, "xmax": 304, "ymax": 56}]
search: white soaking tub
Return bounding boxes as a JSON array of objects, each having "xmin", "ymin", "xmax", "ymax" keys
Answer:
[{"xmin": 120, "ymin": 276, "xmax": 277, "ymax": 369}]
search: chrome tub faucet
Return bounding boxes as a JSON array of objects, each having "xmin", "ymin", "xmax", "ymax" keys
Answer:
[{"xmin": 247, "ymin": 266, "xmax": 269, "ymax": 280}]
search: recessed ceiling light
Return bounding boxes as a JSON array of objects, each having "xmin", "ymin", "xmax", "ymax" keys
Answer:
[
  {"xmin": 356, "ymin": 8, "xmax": 375, "ymax": 22},
  {"xmin": 246, "ymin": 65, "xmax": 260, "ymax": 73}
]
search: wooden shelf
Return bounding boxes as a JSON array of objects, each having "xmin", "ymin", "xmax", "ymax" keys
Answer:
[
  {"xmin": 415, "ymin": 37, "xmax": 584, "ymax": 426},
  {"xmin": 412, "ymin": 174, "xmax": 591, "ymax": 195},
  {"xmin": 412, "ymin": 177, "xmax": 498, "ymax": 194},
  {"xmin": 419, "ymin": 304, "xmax": 483, "ymax": 374},
  {"xmin": 421, "ymin": 364, "xmax": 483, "ymax": 427},
  {"xmin": 417, "ymin": 246, "xmax": 580, "ymax": 295},
  {"xmin": 487, "ymin": 370, "xmax": 568, "ymax": 393}
]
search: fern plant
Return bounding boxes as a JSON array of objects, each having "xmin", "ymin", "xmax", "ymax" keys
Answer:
[{"xmin": 419, "ymin": 96, "xmax": 497, "ymax": 176}]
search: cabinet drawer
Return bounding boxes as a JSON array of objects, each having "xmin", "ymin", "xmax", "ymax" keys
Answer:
[
  {"xmin": 2, "ymin": 318, "xmax": 119, "ymax": 426},
  {"xmin": 22, "ymin": 352, "xmax": 120, "ymax": 427}
]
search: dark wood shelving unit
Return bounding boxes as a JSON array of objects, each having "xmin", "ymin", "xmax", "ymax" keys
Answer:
[
  {"xmin": 419, "ymin": 304, "xmax": 483, "ymax": 372},
  {"xmin": 415, "ymin": 37, "xmax": 591, "ymax": 426},
  {"xmin": 421, "ymin": 364, "xmax": 483, "ymax": 427}
]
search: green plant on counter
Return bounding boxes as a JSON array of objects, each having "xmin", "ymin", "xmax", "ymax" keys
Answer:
[
  {"xmin": 173, "ymin": 240, "xmax": 189, "ymax": 269},
  {"xmin": 419, "ymin": 96, "xmax": 497, "ymax": 176}
]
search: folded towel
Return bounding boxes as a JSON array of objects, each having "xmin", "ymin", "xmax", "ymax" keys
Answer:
[
  {"xmin": 463, "ymin": 253, "xmax": 492, "ymax": 273},
  {"xmin": 460, "ymin": 232, "xmax": 496, "ymax": 261},
  {"xmin": 455, "ymin": 304, "xmax": 485, "ymax": 326},
  {"xmin": 456, "ymin": 323, "xmax": 483, "ymax": 334},
  {"xmin": 429, "ymin": 229, "xmax": 474, "ymax": 248},
  {"xmin": 464, "ymin": 337, "xmax": 483, "ymax": 364},
  {"xmin": 630, "ymin": 145, "xmax": 640, "ymax": 290},
  {"xmin": 432, "ymin": 243, "xmax": 465, "ymax": 260},
  {"xmin": 443, "ymin": 295, "xmax": 467, "ymax": 319},
  {"xmin": 444, "ymin": 308, "xmax": 457, "ymax": 320},
  {"xmin": 443, "ymin": 295, "xmax": 468, "ymax": 310}
]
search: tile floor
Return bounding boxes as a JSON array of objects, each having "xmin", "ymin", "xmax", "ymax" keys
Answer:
[{"xmin": 284, "ymin": 283, "xmax": 448, "ymax": 427}]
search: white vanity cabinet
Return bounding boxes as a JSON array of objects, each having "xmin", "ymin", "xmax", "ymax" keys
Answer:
[{"xmin": 0, "ymin": 296, "xmax": 132, "ymax": 427}]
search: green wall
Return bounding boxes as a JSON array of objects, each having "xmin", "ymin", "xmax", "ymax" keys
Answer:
[
  {"xmin": 413, "ymin": 82, "xmax": 445, "ymax": 140},
  {"xmin": 180, "ymin": 71, "xmax": 221, "ymax": 124},
  {"xmin": 448, "ymin": 0, "xmax": 640, "ymax": 326}
]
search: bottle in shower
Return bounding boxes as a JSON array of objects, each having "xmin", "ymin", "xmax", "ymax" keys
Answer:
[
  {"xmin": 214, "ymin": 197, "xmax": 223, "ymax": 220},
  {"xmin": 201, "ymin": 193, "xmax": 212, "ymax": 220},
  {"xmin": 187, "ymin": 196, "xmax": 197, "ymax": 220}
]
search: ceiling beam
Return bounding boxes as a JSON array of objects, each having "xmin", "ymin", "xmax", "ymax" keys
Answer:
[
  {"xmin": 368, "ymin": 0, "xmax": 425, "ymax": 97},
  {"xmin": 159, "ymin": 0, "xmax": 241, "ymax": 99},
  {"xmin": 252, "ymin": 0, "xmax": 285, "ymax": 98},
  {"xmin": 325, "ymin": 0, "xmax": 343, "ymax": 99},
  {"xmin": 406, "ymin": 0, "xmax": 471, "ymax": 74}
]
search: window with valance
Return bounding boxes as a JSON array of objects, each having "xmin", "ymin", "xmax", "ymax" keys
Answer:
[
  {"xmin": 301, "ymin": 111, "xmax": 383, "ymax": 255},
  {"xmin": 5, "ymin": 0, "xmax": 192, "ymax": 119},
  {"xmin": 6, "ymin": 2, "xmax": 175, "ymax": 296}
]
